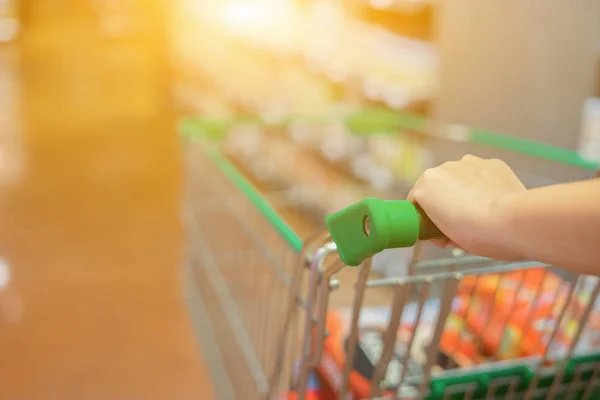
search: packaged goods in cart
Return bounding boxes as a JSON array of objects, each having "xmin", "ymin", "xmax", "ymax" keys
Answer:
[
  {"xmin": 317, "ymin": 299, "xmax": 486, "ymax": 399},
  {"xmin": 456, "ymin": 268, "xmax": 600, "ymax": 360},
  {"xmin": 454, "ymin": 268, "xmax": 559, "ymax": 359},
  {"xmin": 315, "ymin": 268, "xmax": 600, "ymax": 399}
]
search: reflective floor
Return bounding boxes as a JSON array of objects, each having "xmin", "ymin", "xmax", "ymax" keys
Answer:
[{"xmin": 0, "ymin": 23, "xmax": 214, "ymax": 399}]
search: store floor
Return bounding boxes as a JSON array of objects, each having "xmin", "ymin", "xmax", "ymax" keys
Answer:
[{"xmin": 0, "ymin": 27, "xmax": 214, "ymax": 399}]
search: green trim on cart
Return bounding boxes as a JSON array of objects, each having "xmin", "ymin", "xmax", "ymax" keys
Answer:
[
  {"xmin": 180, "ymin": 119, "xmax": 304, "ymax": 253},
  {"xmin": 428, "ymin": 364, "xmax": 531, "ymax": 400},
  {"xmin": 471, "ymin": 129, "xmax": 599, "ymax": 170},
  {"xmin": 203, "ymin": 146, "xmax": 304, "ymax": 253},
  {"xmin": 180, "ymin": 115, "xmax": 267, "ymax": 142},
  {"xmin": 427, "ymin": 351, "xmax": 600, "ymax": 400},
  {"xmin": 344, "ymin": 108, "xmax": 426, "ymax": 134}
]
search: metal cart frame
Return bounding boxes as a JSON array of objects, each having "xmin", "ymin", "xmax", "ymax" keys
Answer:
[{"xmin": 181, "ymin": 118, "xmax": 600, "ymax": 400}]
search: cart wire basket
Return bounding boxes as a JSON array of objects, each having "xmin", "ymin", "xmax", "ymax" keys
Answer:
[{"xmin": 181, "ymin": 117, "xmax": 600, "ymax": 400}]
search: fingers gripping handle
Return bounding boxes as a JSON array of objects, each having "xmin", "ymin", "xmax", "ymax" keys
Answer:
[
  {"xmin": 325, "ymin": 198, "xmax": 444, "ymax": 266},
  {"xmin": 413, "ymin": 203, "xmax": 444, "ymax": 241}
]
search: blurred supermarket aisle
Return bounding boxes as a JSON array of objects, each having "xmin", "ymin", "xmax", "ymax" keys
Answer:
[{"xmin": 0, "ymin": 8, "xmax": 214, "ymax": 400}]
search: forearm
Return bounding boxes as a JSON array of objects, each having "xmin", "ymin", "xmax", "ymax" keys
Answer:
[{"xmin": 500, "ymin": 178, "xmax": 600, "ymax": 275}]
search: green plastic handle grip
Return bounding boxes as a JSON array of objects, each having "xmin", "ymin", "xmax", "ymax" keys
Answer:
[{"xmin": 325, "ymin": 198, "xmax": 445, "ymax": 266}]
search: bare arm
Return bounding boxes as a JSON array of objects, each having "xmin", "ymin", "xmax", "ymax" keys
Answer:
[
  {"xmin": 408, "ymin": 155, "xmax": 600, "ymax": 275},
  {"xmin": 501, "ymin": 178, "xmax": 600, "ymax": 275}
]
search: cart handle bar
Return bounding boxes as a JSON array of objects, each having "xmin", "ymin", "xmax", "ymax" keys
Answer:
[{"xmin": 326, "ymin": 198, "xmax": 444, "ymax": 266}]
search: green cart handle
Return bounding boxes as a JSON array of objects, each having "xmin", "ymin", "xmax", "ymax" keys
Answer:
[{"xmin": 325, "ymin": 198, "xmax": 445, "ymax": 266}]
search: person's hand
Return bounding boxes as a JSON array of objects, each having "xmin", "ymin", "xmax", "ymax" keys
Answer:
[{"xmin": 408, "ymin": 155, "xmax": 527, "ymax": 260}]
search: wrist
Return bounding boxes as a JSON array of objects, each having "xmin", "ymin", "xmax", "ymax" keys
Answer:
[{"xmin": 492, "ymin": 191, "xmax": 526, "ymax": 259}]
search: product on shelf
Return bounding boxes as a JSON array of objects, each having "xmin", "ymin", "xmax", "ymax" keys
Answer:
[
  {"xmin": 363, "ymin": 0, "xmax": 433, "ymax": 13},
  {"xmin": 288, "ymin": 120, "xmax": 322, "ymax": 147},
  {"xmin": 225, "ymin": 123, "xmax": 264, "ymax": 160},
  {"xmin": 0, "ymin": 0, "xmax": 19, "ymax": 42},
  {"xmin": 579, "ymin": 97, "xmax": 600, "ymax": 163},
  {"xmin": 301, "ymin": 2, "xmax": 437, "ymax": 105},
  {"xmin": 319, "ymin": 123, "xmax": 363, "ymax": 162}
]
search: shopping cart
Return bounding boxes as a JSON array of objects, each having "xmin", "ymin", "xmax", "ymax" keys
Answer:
[{"xmin": 181, "ymin": 119, "xmax": 600, "ymax": 400}]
